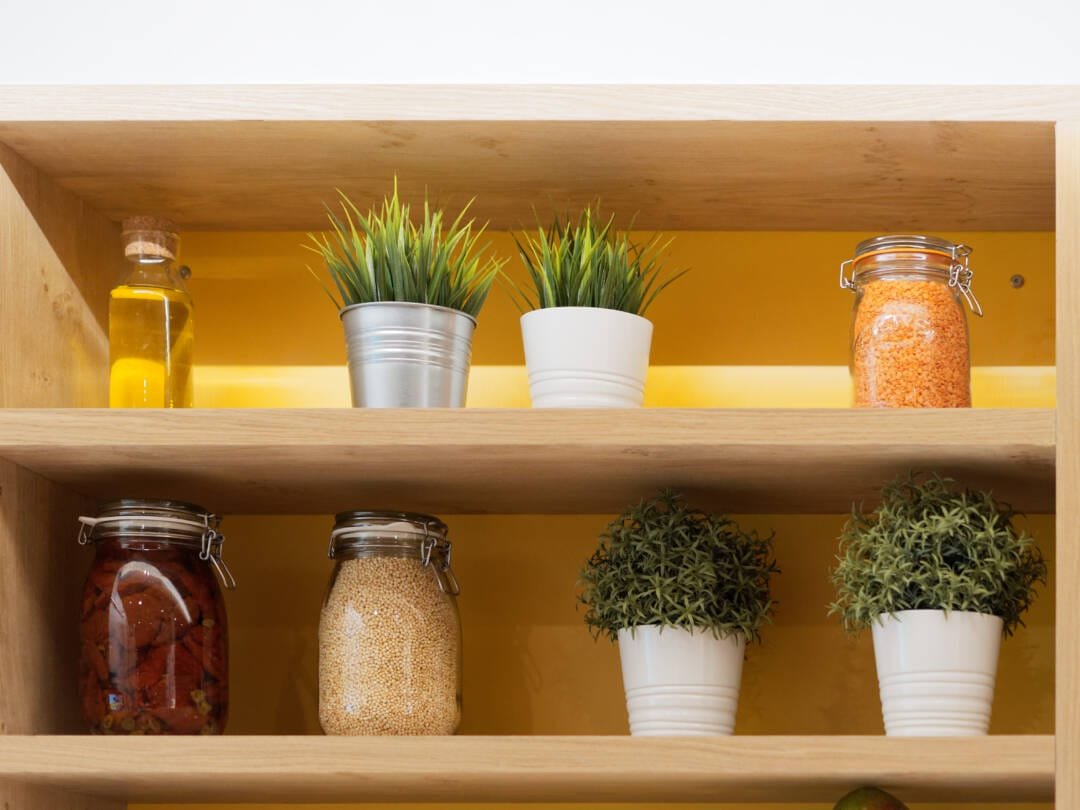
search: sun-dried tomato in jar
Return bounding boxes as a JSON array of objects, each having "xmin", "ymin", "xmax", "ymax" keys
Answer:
[
  {"xmin": 78, "ymin": 500, "xmax": 236, "ymax": 735},
  {"xmin": 840, "ymin": 235, "xmax": 983, "ymax": 408}
]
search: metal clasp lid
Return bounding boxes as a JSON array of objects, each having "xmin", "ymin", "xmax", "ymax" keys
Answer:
[
  {"xmin": 839, "ymin": 239, "xmax": 983, "ymax": 317},
  {"xmin": 77, "ymin": 512, "xmax": 237, "ymax": 590},
  {"xmin": 198, "ymin": 518, "xmax": 238, "ymax": 590},
  {"xmin": 421, "ymin": 534, "xmax": 461, "ymax": 596},
  {"xmin": 839, "ymin": 258, "xmax": 857, "ymax": 291},
  {"xmin": 946, "ymin": 244, "xmax": 983, "ymax": 317}
]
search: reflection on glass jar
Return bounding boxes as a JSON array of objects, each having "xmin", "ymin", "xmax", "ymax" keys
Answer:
[
  {"xmin": 840, "ymin": 234, "xmax": 983, "ymax": 408},
  {"xmin": 78, "ymin": 500, "xmax": 235, "ymax": 734},
  {"xmin": 319, "ymin": 511, "xmax": 462, "ymax": 735}
]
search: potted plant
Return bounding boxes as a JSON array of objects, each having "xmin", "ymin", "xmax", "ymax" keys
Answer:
[
  {"xmin": 579, "ymin": 490, "xmax": 778, "ymax": 735},
  {"xmin": 307, "ymin": 182, "xmax": 504, "ymax": 407},
  {"xmin": 830, "ymin": 474, "xmax": 1047, "ymax": 736},
  {"xmin": 514, "ymin": 207, "xmax": 684, "ymax": 407}
]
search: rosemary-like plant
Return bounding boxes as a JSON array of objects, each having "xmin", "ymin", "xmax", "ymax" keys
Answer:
[
  {"xmin": 306, "ymin": 182, "xmax": 504, "ymax": 318},
  {"xmin": 579, "ymin": 491, "xmax": 778, "ymax": 642},
  {"xmin": 513, "ymin": 207, "xmax": 685, "ymax": 314},
  {"xmin": 830, "ymin": 474, "xmax": 1047, "ymax": 636}
]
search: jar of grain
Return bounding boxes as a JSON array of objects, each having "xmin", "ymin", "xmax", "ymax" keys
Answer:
[
  {"xmin": 319, "ymin": 511, "xmax": 461, "ymax": 735},
  {"xmin": 840, "ymin": 234, "xmax": 983, "ymax": 408},
  {"xmin": 77, "ymin": 500, "xmax": 235, "ymax": 735}
]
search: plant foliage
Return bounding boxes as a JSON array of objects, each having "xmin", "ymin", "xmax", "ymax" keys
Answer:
[
  {"xmin": 306, "ymin": 181, "xmax": 504, "ymax": 318},
  {"xmin": 579, "ymin": 490, "xmax": 778, "ymax": 643},
  {"xmin": 829, "ymin": 473, "xmax": 1047, "ymax": 636},
  {"xmin": 513, "ymin": 207, "xmax": 685, "ymax": 314}
]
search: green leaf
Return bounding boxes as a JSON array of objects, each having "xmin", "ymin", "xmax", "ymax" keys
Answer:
[
  {"xmin": 509, "ymin": 204, "xmax": 686, "ymax": 315},
  {"xmin": 828, "ymin": 473, "xmax": 1046, "ymax": 637},
  {"xmin": 304, "ymin": 180, "xmax": 505, "ymax": 317},
  {"xmin": 578, "ymin": 490, "xmax": 778, "ymax": 644}
]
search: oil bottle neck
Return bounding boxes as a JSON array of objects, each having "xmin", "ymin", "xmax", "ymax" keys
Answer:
[{"xmin": 120, "ymin": 256, "xmax": 190, "ymax": 292}]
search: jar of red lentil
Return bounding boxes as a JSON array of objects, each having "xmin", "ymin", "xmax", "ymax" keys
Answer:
[
  {"xmin": 77, "ymin": 500, "xmax": 235, "ymax": 735},
  {"xmin": 840, "ymin": 234, "xmax": 983, "ymax": 408},
  {"xmin": 319, "ymin": 511, "xmax": 462, "ymax": 736}
]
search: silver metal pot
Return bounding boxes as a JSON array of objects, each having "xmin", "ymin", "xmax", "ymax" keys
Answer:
[{"xmin": 340, "ymin": 302, "xmax": 476, "ymax": 407}]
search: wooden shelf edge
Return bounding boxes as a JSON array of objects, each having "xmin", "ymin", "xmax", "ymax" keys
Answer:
[
  {"xmin": 0, "ymin": 407, "xmax": 1055, "ymax": 449},
  {"xmin": 0, "ymin": 408, "xmax": 1054, "ymax": 514},
  {"xmin": 1, "ymin": 85, "xmax": 1079, "ymax": 121},
  {"xmin": 0, "ymin": 735, "xmax": 1052, "ymax": 803}
]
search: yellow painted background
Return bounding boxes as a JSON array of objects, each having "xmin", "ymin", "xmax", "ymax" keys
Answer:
[{"xmin": 135, "ymin": 231, "xmax": 1054, "ymax": 810}]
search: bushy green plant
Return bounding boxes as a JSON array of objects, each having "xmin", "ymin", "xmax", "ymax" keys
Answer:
[
  {"xmin": 513, "ymin": 207, "xmax": 685, "ymax": 314},
  {"xmin": 830, "ymin": 474, "xmax": 1047, "ymax": 636},
  {"xmin": 579, "ymin": 490, "xmax": 778, "ymax": 642},
  {"xmin": 306, "ymin": 181, "xmax": 504, "ymax": 318}
]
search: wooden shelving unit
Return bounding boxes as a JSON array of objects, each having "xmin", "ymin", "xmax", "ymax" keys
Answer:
[{"xmin": 0, "ymin": 85, "xmax": 1073, "ymax": 808}]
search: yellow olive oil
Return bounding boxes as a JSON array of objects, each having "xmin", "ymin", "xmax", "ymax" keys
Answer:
[
  {"xmin": 109, "ymin": 280, "xmax": 194, "ymax": 408},
  {"xmin": 110, "ymin": 218, "xmax": 193, "ymax": 408}
]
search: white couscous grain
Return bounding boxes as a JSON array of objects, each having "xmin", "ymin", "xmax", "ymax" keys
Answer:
[{"xmin": 319, "ymin": 556, "xmax": 461, "ymax": 735}]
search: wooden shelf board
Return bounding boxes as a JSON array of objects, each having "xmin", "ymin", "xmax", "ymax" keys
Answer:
[
  {"xmin": 2, "ymin": 85, "xmax": 1079, "ymax": 122},
  {"xmin": 0, "ymin": 735, "xmax": 1053, "ymax": 804},
  {"xmin": 0, "ymin": 86, "xmax": 1067, "ymax": 230},
  {"xmin": 0, "ymin": 408, "xmax": 1054, "ymax": 514}
]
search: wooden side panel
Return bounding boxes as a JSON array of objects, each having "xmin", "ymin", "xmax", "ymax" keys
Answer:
[
  {"xmin": 1056, "ymin": 122, "xmax": 1080, "ymax": 806},
  {"xmin": 0, "ymin": 141, "xmax": 118, "ymax": 407},
  {"xmin": 0, "ymin": 461, "xmax": 94, "ymax": 734}
]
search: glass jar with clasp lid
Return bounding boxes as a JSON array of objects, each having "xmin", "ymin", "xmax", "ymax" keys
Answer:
[
  {"xmin": 319, "ymin": 510, "xmax": 462, "ymax": 735},
  {"xmin": 839, "ymin": 234, "xmax": 983, "ymax": 408},
  {"xmin": 77, "ymin": 499, "xmax": 235, "ymax": 734}
]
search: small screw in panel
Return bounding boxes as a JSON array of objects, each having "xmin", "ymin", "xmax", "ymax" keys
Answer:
[{"xmin": 1010, "ymin": 274, "xmax": 1025, "ymax": 289}]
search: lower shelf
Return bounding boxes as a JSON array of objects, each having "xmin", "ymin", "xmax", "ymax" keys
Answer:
[{"xmin": 0, "ymin": 735, "xmax": 1053, "ymax": 803}]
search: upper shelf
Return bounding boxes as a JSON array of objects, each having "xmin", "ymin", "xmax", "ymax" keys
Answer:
[
  {"xmin": 0, "ymin": 408, "xmax": 1053, "ymax": 514},
  {"xmin": 0, "ymin": 85, "xmax": 1068, "ymax": 230}
]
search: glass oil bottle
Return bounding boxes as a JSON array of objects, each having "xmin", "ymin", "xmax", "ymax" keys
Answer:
[{"xmin": 109, "ymin": 217, "xmax": 194, "ymax": 407}]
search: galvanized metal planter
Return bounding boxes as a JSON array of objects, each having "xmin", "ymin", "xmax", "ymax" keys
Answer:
[{"xmin": 340, "ymin": 302, "xmax": 476, "ymax": 408}]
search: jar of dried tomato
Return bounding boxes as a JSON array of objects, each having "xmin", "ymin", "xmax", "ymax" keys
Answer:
[
  {"xmin": 77, "ymin": 500, "xmax": 235, "ymax": 735},
  {"xmin": 840, "ymin": 235, "xmax": 983, "ymax": 408}
]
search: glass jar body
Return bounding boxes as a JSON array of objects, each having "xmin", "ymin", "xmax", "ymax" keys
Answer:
[
  {"xmin": 109, "ymin": 257, "xmax": 194, "ymax": 409},
  {"xmin": 850, "ymin": 258, "xmax": 972, "ymax": 408},
  {"xmin": 319, "ymin": 549, "xmax": 462, "ymax": 735},
  {"xmin": 79, "ymin": 537, "xmax": 228, "ymax": 734}
]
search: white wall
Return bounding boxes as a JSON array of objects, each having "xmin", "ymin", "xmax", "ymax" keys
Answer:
[{"xmin": 1, "ymin": 0, "xmax": 1078, "ymax": 84}]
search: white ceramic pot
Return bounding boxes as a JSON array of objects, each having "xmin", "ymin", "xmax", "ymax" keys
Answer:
[
  {"xmin": 871, "ymin": 609, "xmax": 1003, "ymax": 736},
  {"xmin": 617, "ymin": 626, "xmax": 745, "ymax": 736},
  {"xmin": 520, "ymin": 307, "xmax": 653, "ymax": 407}
]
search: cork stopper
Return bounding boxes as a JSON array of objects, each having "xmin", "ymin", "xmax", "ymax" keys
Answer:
[{"xmin": 122, "ymin": 216, "xmax": 179, "ymax": 261}]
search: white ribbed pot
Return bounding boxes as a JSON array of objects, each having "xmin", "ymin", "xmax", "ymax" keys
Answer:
[
  {"xmin": 520, "ymin": 307, "xmax": 653, "ymax": 407},
  {"xmin": 617, "ymin": 626, "xmax": 745, "ymax": 736},
  {"xmin": 871, "ymin": 610, "xmax": 1003, "ymax": 737}
]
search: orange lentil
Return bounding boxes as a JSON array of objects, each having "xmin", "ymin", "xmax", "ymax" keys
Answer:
[{"xmin": 852, "ymin": 278, "xmax": 970, "ymax": 408}]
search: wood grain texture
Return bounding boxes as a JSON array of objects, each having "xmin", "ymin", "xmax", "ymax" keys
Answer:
[
  {"xmin": 1055, "ymin": 123, "xmax": 1080, "ymax": 809},
  {"xmin": 0, "ymin": 782, "xmax": 122, "ymax": 810},
  {"xmin": 0, "ymin": 141, "xmax": 118, "ymax": 407},
  {"xmin": 0, "ymin": 408, "xmax": 1053, "ymax": 515},
  {"xmin": 0, "ymin": 735, "xmax": 1053, "ymax": 804},
  {"xmin": 0, "ymin": 84, "xmax": 1078, "ymax": 122},
  {"xmin": 0, "ymin": 461, "xmax": 95, "ymax": 734},
  {"xmin": 0, "ymin": 120, "xmax": 1054, "ymax": 230}
]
